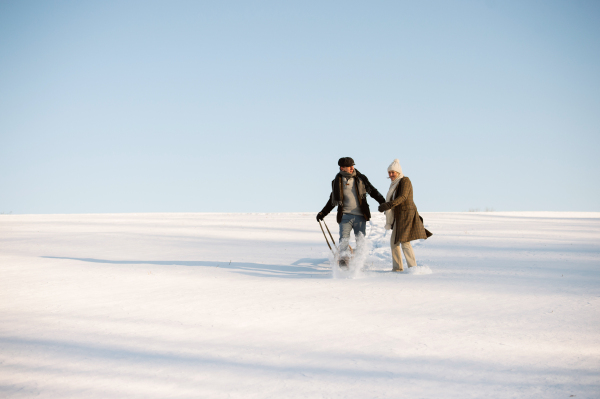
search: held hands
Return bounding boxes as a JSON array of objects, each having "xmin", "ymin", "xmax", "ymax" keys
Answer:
[
  {"xmin": 316, "ymin": 212, "xmax": 324, "ymax": 222},
  {"xmin": 378, "ymin": 202, "xmax": 392, "ymax": 212}
]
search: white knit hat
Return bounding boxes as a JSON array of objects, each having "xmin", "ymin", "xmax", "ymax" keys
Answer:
[{"xmin": 387, "ymin": 159, "xmax": 403, "ymax": 175}]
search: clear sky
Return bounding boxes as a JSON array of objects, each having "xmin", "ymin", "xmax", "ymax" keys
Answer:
[{"xmin": 1, "ymin": 0, "xmax": 599, "ymax": 214}]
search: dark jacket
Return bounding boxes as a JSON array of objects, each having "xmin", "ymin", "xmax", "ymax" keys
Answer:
[
  {"xmin": 387, "ymin": 176, "xmax": 433, "ymax": 244},
  {"xmin": 320, "ymin": 170, "xmax": 385, "ymax": 223}
]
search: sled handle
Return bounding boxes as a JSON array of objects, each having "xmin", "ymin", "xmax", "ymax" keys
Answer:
[
  {"xmin": 322, "ymin": 219, "xmax": 338, "ymax": 251},
  {"xmin": 318, "ymin": 219, "xmax": 351, "ymax": 254},
  {"xmin": 318, "ymin": 220, "xmax": 333, "ymax": 252}
]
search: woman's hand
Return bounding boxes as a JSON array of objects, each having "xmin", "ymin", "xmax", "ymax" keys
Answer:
[{"xmin": 378, "ymin": 202, "xmax": 392, "ymax": 212}]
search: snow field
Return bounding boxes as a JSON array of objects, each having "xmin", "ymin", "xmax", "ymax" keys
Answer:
[{"xmin": 0, "ymin": 212, "xmax": 599, "ymax": 398}]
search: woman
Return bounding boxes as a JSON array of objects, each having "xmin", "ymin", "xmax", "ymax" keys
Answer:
[{"xmin": 378, "ymin": 159, "xmax": 432, "ymax": 271}]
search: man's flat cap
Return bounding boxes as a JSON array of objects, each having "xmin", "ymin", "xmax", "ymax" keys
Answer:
[{"xmin": 338, "ymin": 157, "xmax": 355, "ymax": 167}]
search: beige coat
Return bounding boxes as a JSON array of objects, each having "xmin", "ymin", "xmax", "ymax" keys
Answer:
[{"xmin": 388, "ymin": 177, "xmax": 432, "ymax": 244}]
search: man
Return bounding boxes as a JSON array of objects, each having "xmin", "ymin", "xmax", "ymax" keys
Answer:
[{"xmin": 316, "ymin": 157, "xmax": 386, "ymax": 267}]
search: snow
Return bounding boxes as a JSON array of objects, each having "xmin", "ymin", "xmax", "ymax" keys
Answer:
[{"xmin": 1, "ymin": 211, "xmax": 599, "ymax": 398}]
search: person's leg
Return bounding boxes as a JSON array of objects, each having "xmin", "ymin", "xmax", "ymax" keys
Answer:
[
  {"xmin": 401, "ymin": 241, "xmax": 417, "ymax": 267},
  {"xmin": 352, "ymin": 215, "xmax": 367, "ymax": 239},
  {"xmin": 339, "ymin": 214, "xmax": 353, "ymax": 248},
  {"xmin": 338, "ymin": 214, "xmax": 353, "ymax": 266},
  {"xmin": 390, "ymin": 226, "xmax": 404, "ymax": 271}
]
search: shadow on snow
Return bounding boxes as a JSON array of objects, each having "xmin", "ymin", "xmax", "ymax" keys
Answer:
[
  {"xmin": 41, "ymin": 256, "xmax": 331, "ymax": 279},
  {"xmin": 1, "ymin": 334, "xmax": 597, "ymax": 397}
]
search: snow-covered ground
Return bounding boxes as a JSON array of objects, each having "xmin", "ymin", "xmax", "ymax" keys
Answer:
[{"xmin": 1, "ymin": 212, "xmax": 599, "ymax": 398}]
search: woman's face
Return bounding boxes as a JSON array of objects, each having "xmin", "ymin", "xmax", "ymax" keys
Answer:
[{"xmin": 388, "ymin": 171, "xmax": 399, "ymax": 180}]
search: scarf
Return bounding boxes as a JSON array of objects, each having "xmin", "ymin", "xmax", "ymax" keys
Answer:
[
  {"xmin": 384, "ymin": 175, "xmax": 403, "ymax": 230},
  {"xmin": 340, "ymin": 170, "xmax": 356, "ymax": 179}
]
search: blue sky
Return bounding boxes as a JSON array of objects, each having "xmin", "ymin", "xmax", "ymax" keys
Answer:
[{"xmin": 1, "ymin": 0, "xmax": 599, "ymax": 213}]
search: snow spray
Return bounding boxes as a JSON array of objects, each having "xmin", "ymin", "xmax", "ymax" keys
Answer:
[{"xmin": 331, "ymin": 233, "xmax": 372, "ymax": 279}]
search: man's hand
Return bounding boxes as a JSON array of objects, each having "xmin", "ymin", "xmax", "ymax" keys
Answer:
[
  {"xmin": 316, "ymin": 212, "xmax": 324, "ymax": 222},
  {"xmin": 378, "ymin": 202, "xmax": 392, "ymax": 212}
]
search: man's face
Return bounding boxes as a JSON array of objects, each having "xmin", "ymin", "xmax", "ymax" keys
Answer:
[{"xmin": 340, "ymin": 165, "xmax": 355, "ymax": 173}]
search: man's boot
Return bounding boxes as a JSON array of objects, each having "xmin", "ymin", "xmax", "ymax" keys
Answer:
[{"xmin": 339, "ymin": 258, "xmax": 349, "ymax": 269}]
